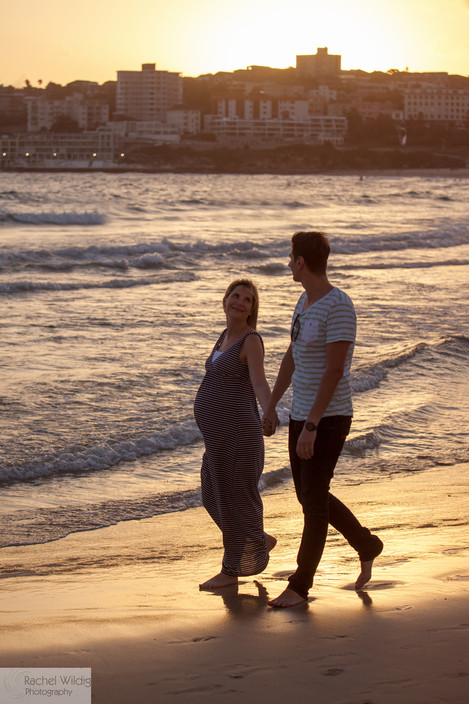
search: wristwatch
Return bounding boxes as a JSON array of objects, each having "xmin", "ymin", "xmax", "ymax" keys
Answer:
[{"xmin": 304, "ymin": 421, "xmax": 318, "ymax": 432}]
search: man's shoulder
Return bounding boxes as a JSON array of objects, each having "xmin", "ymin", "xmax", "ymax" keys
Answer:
[
  {"xmin": 318, "ymin": 287, "xmax": 355, "ymax": 314},
  {"xmin": 326, "ymin": 288, "xmax": 356, "ymax": 330},
  {"xmin": 330, "ymin": 286, "xmax": 354, "ymax": 306}
]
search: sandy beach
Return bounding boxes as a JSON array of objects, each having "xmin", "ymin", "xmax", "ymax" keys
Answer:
[{"xmin": 1, "ymin": 463, "xmax": 468, "ymax": 703}]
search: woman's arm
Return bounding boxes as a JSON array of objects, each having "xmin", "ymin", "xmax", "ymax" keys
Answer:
[
  {"xmin": 242, "ymin": 334, "xmax": 272, "ymax": 414},
  {"xmin": 268, "ymin": 343, "xmax": 294, "ymax": 408},
  {"xmin": 262, "ymin": 343, "xmax": 294, "ymax": 434}
]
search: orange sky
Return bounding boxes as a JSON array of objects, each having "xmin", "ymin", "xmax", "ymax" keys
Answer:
[{"xmin": 2, "ymin": 0, "xmax": 469, "ymax": 86}]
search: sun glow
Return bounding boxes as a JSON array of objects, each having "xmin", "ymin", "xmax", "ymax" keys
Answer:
[{"xmin": 1, "ymin": 0, "xmax": 468, "ymax": 86}]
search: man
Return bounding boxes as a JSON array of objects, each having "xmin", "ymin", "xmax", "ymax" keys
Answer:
[{"xmin": 263, "ymin": 231, "xmax": 383, "ymax": 608}]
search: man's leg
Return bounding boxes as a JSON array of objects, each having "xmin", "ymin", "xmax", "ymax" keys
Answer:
[
  {"xmin": 269, "ymin": 416, "xmax": 350, "ymax": 607},
  {"xmin": 328, "ymin": 494, "xmax": 383, "ymax": 589},
  {"xmin": 288, "ymin": 416, "xmax": 351, "ymax": 598}
]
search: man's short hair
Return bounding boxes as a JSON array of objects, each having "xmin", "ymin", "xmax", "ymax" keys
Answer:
[{"xmin": 291, "ymin": 231, "xmax": 330, "ymax": 275}]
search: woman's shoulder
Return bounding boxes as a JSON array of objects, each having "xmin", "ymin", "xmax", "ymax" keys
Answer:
[
  {"xmin": 214, "ymin": 328, "xmax": 227, "ymax": 346},
  {"xmin": 241, "ymin": 329, "xmax": 264, "ymax": 350}
]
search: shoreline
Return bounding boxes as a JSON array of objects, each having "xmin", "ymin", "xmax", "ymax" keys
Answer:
[
  {"xmin": 3, "ymin": 166, "xmax": 469, "ymax": 177},
  {"xmin": 1, "ymin": 463, "xmax": 468, "ymax": 703}
]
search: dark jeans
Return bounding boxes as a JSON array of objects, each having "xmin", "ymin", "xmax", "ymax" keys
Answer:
[{"xmin": 288, "ymin": 416, "xmax": 378, "ymax": 600}]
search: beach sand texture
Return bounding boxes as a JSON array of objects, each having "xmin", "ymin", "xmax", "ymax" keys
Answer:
[{"xmin": 1, "ymin": 463, "xmax": 468, "ymax": 704}]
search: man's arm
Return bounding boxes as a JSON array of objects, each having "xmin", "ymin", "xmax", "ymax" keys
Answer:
[
  {"xmin": 262, "ymin": 343, "xmax": 295, "ymax": 435},
  {"xmin": 295, "ymin": 340, "xmax": 351, "ymax": 459}
]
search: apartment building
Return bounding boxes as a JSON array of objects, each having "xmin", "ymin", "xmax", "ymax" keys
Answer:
[
  {"xmin": 296, "ymin": 48, "xmax": 341, "ymax": 79},
  {"xmin": 107, "ymin": 120, "xmax": 181, "ymax": 144},
  {"xmin": 26, "ymin": 95, "xmax": 109, "ymax": 132},
  {"xmin": 404, "ymin": 88, "xmax": 469, "ymax": 123},
  {"xmin": 0, "ymin": 130, "xmax": 123, "ymax": 166},
  {"xmin": 328, "ymin": 99, "xmax": 396, "ymax": 119},
  {"xmin": 0, "ymin": 89, "xmax": 26, "ymax": 121},
  {"xmin": 116, "ymin": 63, "xmax": 183, "ymax": 122},
  {"xmin": 203, "ymin": 115, "xmax": 347, "ymax": 145},
  {"xmin": 307, "ymin": 86, "xmax": 338, "ymax": 115},
  {"xmin": 213, "ymin": 94, "xmax": 309, "ymax": 121},
  {"xmin": 167, "ymin": 108, "xmax": 201, "ymax": 134}
]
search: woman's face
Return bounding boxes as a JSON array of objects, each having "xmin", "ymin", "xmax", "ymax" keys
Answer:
[{"xmin": 224, "ymin": 285, "xmax": 254, "ymax": 323}]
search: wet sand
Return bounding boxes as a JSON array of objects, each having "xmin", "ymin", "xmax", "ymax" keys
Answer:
[{"xmin": 1, "ymin": 464, "xmax": 468, "ymax": 703}]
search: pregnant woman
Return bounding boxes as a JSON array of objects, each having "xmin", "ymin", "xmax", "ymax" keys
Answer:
[{"xmin": 194, "ymin": 279, "xmax": 276, "ymax": 589}]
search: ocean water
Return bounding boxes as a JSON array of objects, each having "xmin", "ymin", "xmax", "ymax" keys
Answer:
[{"xmin": 1, "ymin": 171, "xmax": 468, "ymax": 554}]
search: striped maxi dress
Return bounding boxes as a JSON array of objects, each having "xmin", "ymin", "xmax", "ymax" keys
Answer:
[{"xmin": 194, "ymin": 330, "xmax": 269, "ymax": 577}]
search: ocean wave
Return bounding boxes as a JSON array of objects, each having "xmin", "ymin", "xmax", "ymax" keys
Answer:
[
  {"xmin": 0, "ymin": 489, "xmax": 202, "ymax": 550},
  {"xmin": 0, "ymin": 190, "xmax": 21, "ymax": 200},
  {"xmin": 284, "ymin": 200, "xmax": 309, "ymax": 208},
  {"xmin": 0, "ymin": 241, "xmax": 184, "ymax": 282},
  {"xmin": 1, "ymin": 224, "xmax": 468, "ymax": 278},
  {"xmin": 0, "ymin": 420, "xmax": 203, "ymax": 486},
  {"xmin": 330, "ymin": 227, "xmax": 469, "ymax": 255},
  {"xmin": 352, "ymin": 335, "xmax": 469, "ymax": 394},
  {"xmin": 338, "ymin": 259, "xmax": 469, "ymax": 271},
  {"xmin": 0, "ymin": 271, "xmax": 197, "ymax": 296},
  {"xmin": 0, "ymin": 465, "xmax": 294, "ymax": 550},
  {"xmin": 0, "ymin": 210, "xmax": 106, "ymax": 226},
  {"xmin": 0, "ymin": 240, "xmax": 172, "ymax": 270},
  {"xmin": 345, "ymin": 427, "xmax": 390, "ymax": 455},
  {"xmin": 252, "ymin": 262, "xmax": 289, "ymax": 275}
]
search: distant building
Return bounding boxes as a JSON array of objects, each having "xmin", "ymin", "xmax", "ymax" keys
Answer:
[
  {"xmin": 167, "ymin": 108, "xmax": 201, "ymax": 134},
  {"xmin": 0, "ymin": 89, "xmax": 26, "ymax": 121},
  {"xmin": 116, "ymin": 63, "xmax": 183, "ymax": 122},
  {"xmin": 296, "ymin": 48, "xmax": 341, "ymax": 79},
  {"xmin": 0, "ymin": 130, "xmax": 123, "ymax": 167},
  {"xmin": 107, "ymin": 120, "xmax": 180, "ymax": 144},
  {"xmin": 404, "ymin": 87, "xmax": 469, "ymax": 123},
  {"xmin": 329, "ymin": 99, "xmax": 395, "ymax": 119},
  {"xmin": 203, "ymin": 115, "xmax": 347, "ymax": 146},
  {"xmin": 213, "ymin": 94, "xmax": 309, "ymax": 121},
  {"xmin": 307, "ymin": 86, "xmax": 338, "ymax": 115},
  {"xmin": 26, "ymin": 94, "xmax": 109, "ymax": 132}
]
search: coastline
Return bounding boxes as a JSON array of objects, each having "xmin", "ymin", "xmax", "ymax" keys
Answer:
[
  {"xmin": 3, "ymin": 166, "xmax": 469, "ymax": 177},
  {"xmin": 1, "ymin": 463, "xmax": 468, "ymax": 703}
]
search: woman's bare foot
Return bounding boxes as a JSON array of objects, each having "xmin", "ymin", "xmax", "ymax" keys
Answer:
[
  {"xmin": 265, "ymin": 532, "xmax": 277, "ymax": 552},
  {"xmin": 268, "ymin": 587, "xmax": 307, "ymax": 608},
  {"xmin": 199, "ymin": 572, "xmax": 238, "ymax": 590}
]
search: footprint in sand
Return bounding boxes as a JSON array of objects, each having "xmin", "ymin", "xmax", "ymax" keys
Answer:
[
  {"xmin": 367, "ymin": 580, "xmax": 406, "ymax": 589},
  {"xmin": 166, "ymin": 635, "xmax": 218, "ymax": 644},
  {"xmin": 379, "ymin": 604, "xmax": 412, "ymax": 613},
  {"xmin": 170, "ymin": 684, "xmax": 224, "ymax": 695}
]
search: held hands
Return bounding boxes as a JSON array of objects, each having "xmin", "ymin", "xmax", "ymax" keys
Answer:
[
  {"xmin": 296, "ymin": 426, "xmax": 317, "ymax": 459},
  {"xmin": 262, "ymin": 409, "xmax": 280, "ymax": 436}
]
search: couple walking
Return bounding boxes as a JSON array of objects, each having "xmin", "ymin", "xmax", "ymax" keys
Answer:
[{"xmin": 193, "ymin": 231, "xmax": 383, "ymax": 608}]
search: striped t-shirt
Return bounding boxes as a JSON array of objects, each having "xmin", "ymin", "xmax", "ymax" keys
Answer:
[{"xmin": 290, "ymin": 287, "xmax": 356, "ymax": 420}]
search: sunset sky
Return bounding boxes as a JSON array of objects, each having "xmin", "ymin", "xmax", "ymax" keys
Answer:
[{"xmin": 3, "ymin": 0, "xmax": 469, "ymax": 87}]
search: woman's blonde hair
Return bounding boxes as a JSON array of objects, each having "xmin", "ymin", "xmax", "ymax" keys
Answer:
[{"xmin": 223, "ymin": 279, "xmax": 259, "ymax": 330}]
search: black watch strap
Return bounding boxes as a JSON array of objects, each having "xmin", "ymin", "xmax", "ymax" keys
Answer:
[{"xmin": 305, "ymin": 421, "xmax": 318, "ymax": 432}]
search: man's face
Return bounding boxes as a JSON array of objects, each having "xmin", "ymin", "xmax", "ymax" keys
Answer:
[{"xmin": 288, "ymin": 250, "xmax": 301, "ymax": 281}]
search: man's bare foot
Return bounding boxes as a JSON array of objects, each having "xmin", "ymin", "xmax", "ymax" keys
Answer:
[
  {"xmin": 199, "ymin": 572, "xmax": 238, "ymax": 590},
  {"xmin": 355, "ymin": 536, "xmax": 383, "ymax": 590},
  {"xmin": 268, "ymin": 587, "xmax": 307, "ymax": 608},
  {"xmin": 265, "ymin": 532, "xmax": 277, "ymax": 552},
  {"xmin": 355, "ymin": 560, "xmax": 374, "ymax": 590}
]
